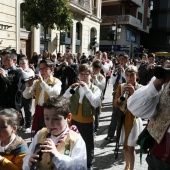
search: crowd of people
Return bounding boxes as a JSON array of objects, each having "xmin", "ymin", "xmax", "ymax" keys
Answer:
[{"xmin": 0, "ymin": 47, "xmax": 169, "ymax": 170}]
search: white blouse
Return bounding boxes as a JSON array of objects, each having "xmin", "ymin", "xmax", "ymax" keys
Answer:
[{"xmin": 127, "ymin": 77, "xmax": 170, "ymax": 132}]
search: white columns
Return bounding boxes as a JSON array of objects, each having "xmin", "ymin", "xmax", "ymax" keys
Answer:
[
  {"xmin": 71, "ymin": 20, "xmax": 76, "ymax": 54},
  {"xmin": 32, "ymin": 26, "xmax": 40, "ymax": 54}
]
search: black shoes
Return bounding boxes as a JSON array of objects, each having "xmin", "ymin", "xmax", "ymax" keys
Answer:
[{"xmin": 105, "ymin": 136, "xmax": 115, "ymax": 142}]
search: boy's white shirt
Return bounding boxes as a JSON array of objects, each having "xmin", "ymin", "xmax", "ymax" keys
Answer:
[
  {"xmin": 101, "ymin": 63, "xmax": 109, "ymax": 74},
  {"xmin": 22, "ymin": 126, "xmax": 87, "ymax": 170},
  {"xmin": 104, "ymin": 60, "xmax": 113, "ymax": 73},
  {"xmin": 63, "ymin": 83, "xmax": 101, "ymax": 108},
  {"xmin": 91, "ymin": 73, "xmax": 106, "ymax": 91},
  {"xmin": 93, "ymin": 58, "xmax": 111, "ymax": 74},
  {"xmin": 107, "ymin": 60, "xmax": 113, "ymax": 68},
  {"xmin": 23, "ymin": 77, "xmax": 62, "ymax": 106},
  {"xmin": 22, "ymin": 67, "xmax": 35, "ymax": 76}
]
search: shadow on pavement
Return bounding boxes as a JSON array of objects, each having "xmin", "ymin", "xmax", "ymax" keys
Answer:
[
  {"xmin": 102, "ymin": 102, "xmax": 113, "ymax": 106},
  {"xmin": 98, "ymin": 139, "xmax": 116, "ymax": 149},
  {"xmin": 94, "ymin": 148, "xmax": 125, "ymax": 170},
  {"xmin": 101, "ymin": 106, "xmax": 113, "ymax": 112},
  {"xmin": 99, "ymin": 115, "xmax": 112, "ymax": 119}
]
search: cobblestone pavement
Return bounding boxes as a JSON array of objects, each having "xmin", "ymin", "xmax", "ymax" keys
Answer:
[
  {"xmin": 93, "ymin": 84, "xmax": 148, "ymax": 170},
  {"xmin": 18, "ymin": 83, "xmax": 148, "ymax": 170}
]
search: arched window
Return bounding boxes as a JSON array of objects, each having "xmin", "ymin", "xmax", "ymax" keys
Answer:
[
  {"xmin": 20, "ymin": 3, "xmax": 25, "ymax": 28},
  {"xmin": 76, "ymin": 22, "xmax": 82, "ymax": 53},
  {"xmin": 90, "ymin": 28, "xmax": 98, "ymax": 53},
  {"xmin": 91, "ymin": 28, "xmax": 96, "ymax": 38},
  {"xmin": 76, "ymin": 22, "xmax": 81, "ymax": 40},
  {"xmin": 20, "ymin": 3, "xmax": 30, "ymax": 30},
  {"xmin": 66, "ymin": 27, "xmax": 71, "ymax": 38}
]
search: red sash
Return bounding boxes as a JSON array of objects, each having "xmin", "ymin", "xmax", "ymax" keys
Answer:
[
  {"xmin": 151, "ymin": 132, "xmax": 170, "ymax": 164},
  {"xmin": 31, "ymin": 105, "xmax": 44, "ymax": 137}
]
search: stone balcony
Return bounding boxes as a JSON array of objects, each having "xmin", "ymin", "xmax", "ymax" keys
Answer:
[
  {"xmin": 67, "ymin": 0, "xmax": 91, "ymax": 16},
  {"xmin": 101, "ymin": 15, "xmax": 141, "ymax": 29},
  {"xmin": 102, "ymin": 0, "xmax": 142, "ymax": 7}
]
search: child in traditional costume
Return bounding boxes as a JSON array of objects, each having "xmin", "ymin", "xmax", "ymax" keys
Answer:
[
  {"xmin": 23, "ymin": 59, "xmax": 61, "ymax": 135},
  {"xmin": 0, "ymin": 108, "xmax": 28, "ymax": 170},
  {"xmin": 114, "ymin": 65, "xmax": 143, "ymax": 170},
  {"xmin": 23, "ymin": 96, "xmax": 87, "ymax": 170},
  {"xmin": 64, "ymin": 64, "xmax": 101, "ymax": 169}
]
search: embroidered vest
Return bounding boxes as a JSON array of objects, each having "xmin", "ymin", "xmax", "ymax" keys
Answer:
[
  {"xmin": 147, "ymin": 82, "xmax": 170, "ymax": 144},
  {"xmin": 0, "ymin": 136, "xmax": 27, "ymax": 156},
  {"xmin": 37, "ymin": 128, "xmax": 79, "ymax": 170},
  {"xmin": 34, "ymin": 76, "xmax": 57, "ymax": 106},
  {"xmin": 0, "ymin": 136, "xmax": 27, "ymax": 170},
  {"xmin": 69, "ymin": 82, "xmax": 99, "ymax": 116}
]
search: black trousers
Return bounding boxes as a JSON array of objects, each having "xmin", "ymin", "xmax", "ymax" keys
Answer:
[
  {"xmin": 107, "ymin": 92, "xmax": 119, "ymax": 138},
  {"xmin": 71, "ymin": 120, "xmax": 94, "ymax": 168},
  {"xmin": 19, "ymin": 110, "xmax": 24, "ymax": 126},
  {"xmin": 102, "ymin": 76, "xmax": 110, "ymax": 99},
  {"xmin": 22, "ymin": 97, "xmax": 32, "ymax": 128},
  {"xmin": 146, "ymin": 154, "xmax": 170, "ymax": 170},
  {"xmin": 94, "ymin": 106, "xmax": 100, "ymax": 133}
]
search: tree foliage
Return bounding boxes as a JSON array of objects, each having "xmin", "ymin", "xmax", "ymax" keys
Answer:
[{"xmin": 23, "ymin": 0, "xmax": 73, "ymax": 50}]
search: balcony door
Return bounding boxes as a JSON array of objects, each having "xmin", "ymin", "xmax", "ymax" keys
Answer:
[{"xmin": 76, "ymin": 22, "xmax": 82, "ymax": 53}]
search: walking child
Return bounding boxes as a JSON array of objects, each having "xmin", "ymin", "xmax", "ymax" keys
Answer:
[
  {"xmin": 91, "ymin": 60, "xmax": 106, "ymax": 134},
  {"xmin": 114, "ymin": 65, "xmax": 143, "ymax": 170},
  {"xmin": 64, "ymin": 64, "xmax": 101, "ymax": 169},
  {"xmin": 23, "ymin": 96, "xmax": 87, "ymax": 170},
  {"xmin": 23, "ymin": 59, "xmax": 62, "ymax": 135}
]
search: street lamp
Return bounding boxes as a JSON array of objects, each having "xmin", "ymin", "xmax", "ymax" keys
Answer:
[{"xmin": 107, "ymin": 22, "xmax": 122, "ymax": 53}]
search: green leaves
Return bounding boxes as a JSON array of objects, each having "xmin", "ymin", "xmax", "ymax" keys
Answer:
[
  {"xmin": 23, "ymin": 0, "xmax": 73, "ymax": 50},
  {"xmin": 23, "ymin": 0, "xmax": 73, "ymax": 30}
]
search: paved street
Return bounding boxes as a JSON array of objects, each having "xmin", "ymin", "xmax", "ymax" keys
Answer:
[
  {"xmin": 19, "ymin": 83, "xmax": 148, "ymax": 170},
  {"xmin": 93, "ymin": 84, "xmax": 148, "ymax": 170}
]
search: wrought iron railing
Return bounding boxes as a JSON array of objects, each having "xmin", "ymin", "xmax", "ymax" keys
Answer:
[
  {"xmin": 70, "ymin": 0, "xmax": 90, "ymax": 12},
  {"xmin": 102, "ymin": 15, "xmax": 141, "ymax": 28},
  {"xmin": 92, "ymin": 7, "xmax": 97, "ymax": 16}
]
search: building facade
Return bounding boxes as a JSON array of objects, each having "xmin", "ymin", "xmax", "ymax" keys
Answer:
[
  {"xmin": 141, "ymin": 0, "xmax": 170, "ymax": 52},
  {"xmin": 0, "ymin": 0, "xmax": 18, "ymax": 50},
  {"xmin": 0, "ymin": 0, "xmax": 102, "ymax": 60},
  {"xmin": 100, "ymin": 0, "xmax": 150, "ymax": 58}
]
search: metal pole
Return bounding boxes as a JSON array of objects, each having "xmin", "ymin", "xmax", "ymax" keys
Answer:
[
  {"xmin": 111, "ymin": 38, "xmax": 114, "ymax": 52},
  {"xmin": 59, "ymin": 31, "xmax": 61, "ymax": 53},
  {"xmin": 114, "ymin": 23, "xmax": 117, "ymax": 56},
  {"xmin": 128, "ymin": 29, "xmax": 131, "ymax": 58}
]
